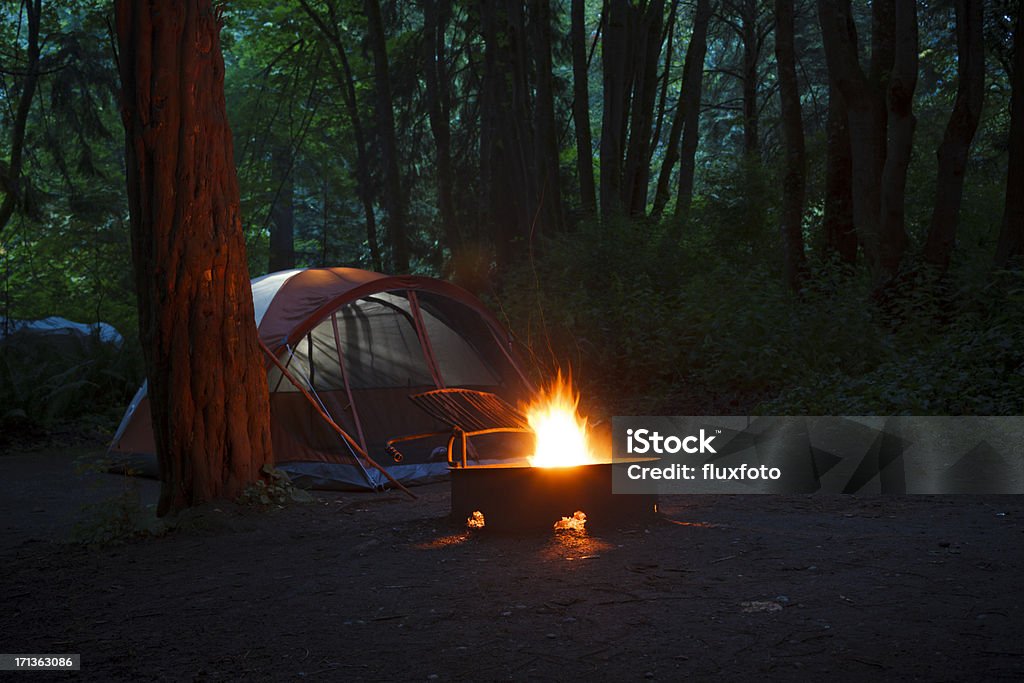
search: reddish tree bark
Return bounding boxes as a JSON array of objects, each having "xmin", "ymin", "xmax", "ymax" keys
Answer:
[
  {"xmin": 775, "ymin": 0, "xmax": 807, "ymax": 290},
  {"xmin": 924, "ymin": 0, "xmax": 985, "ymax": 270},
  {"xmin": 116, "ymin": 0, "xmax": 273, "ymax": 516}
]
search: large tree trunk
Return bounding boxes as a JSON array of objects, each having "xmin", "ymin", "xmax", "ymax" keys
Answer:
[
  {"xmin": 423, "ymin": 0, "xmax": 461, "ymax": 253},
  {"xmin": 268, "ymin": 145, "xmax": 295, "ymax": 272},
  {"xmin": 0, "ymin": 0, "xmax": 41, "ymax": 238},
  {"xmin": 364, "ymin": 0, "xmax": 409, "ymax": 272},
  {"xmin": 924, "ymin": 0, "xmax": 985, "ymax": 270},
  {"xmin": 530, "ymin": 0, "xmax": 564, "ymax": 234},
  {"xmin": 824, "ymin": 82, "xmax": 857, "ymax": 264},
  {"xmin": 775, "ymin": 0, "xmax": 806, "ymax": 291},
  {"xmin": 298, "ymin": 0, "xmax": 382, "ymax": 271},
  {"xmin": 650, "ymin": 0, "xmax": 711, "ymax": 222},
  {"xmin": 877, "ymin": 0, "xmax": 916, "ymax": 276},
  {"xmin": 116, "ymin": 0, "xmax": 273, "ymax": 516},
  {"xmin": 996, "ymin": 9, "xmax": 1024, "ymax": 266}
]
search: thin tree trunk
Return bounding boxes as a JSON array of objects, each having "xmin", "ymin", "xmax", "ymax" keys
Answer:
[
  {"xmin": 116, "ymin": 0, "xmax": 273, "ymax": 516},
  {"xmin": 622, "ymin": 0, "xmax": 665, "ymax": 215},
  {"xmin": 600, "ymin": 0, "xmax": 629, "ymax": 217},
  {"xmin": 481, "ymin": 0, "xmax": 534, "ymax": 267},
  {"xmin": 775, "ymin": 0, "xmax": 806, "ymax": 291},
  {"xmin": 423, "ymin": 0, "xmax": 461, "ymax": 252},
  {"xmin": 672, "ymin": 0, "xmax": 713, "ymax": 229},
  {"xmin": 0, "ymin": 0, "xmax": 41, "ymax": 238},
  {"xmin": 818, "ymin": 0, "xmax": 893, "ymax": 274},
  {"xmin": 651, "ymin": 0, "xmax": 711, "ymax": 221},
  {"xmin": 530, "ymin": 0, "xmax": 564, "ymax": 234},
  {"xmin": 268, "ymin": 145, "xmax": 295, "ymax": 272},
  {"xmin": 740, "ymin": 0, "xmax": 760, "ymax": 160},
  {"xmin": 364, "ymin": 0, "xmax": 408, "ymax": 272},
  {"xmin": 647, "ymin": 0, "xmax": 680, "ymax": 179},
  {"xmin": 877, "ymin": 0, "xmax": 916, "ymax": 277},
  {"xmin": 923, "ymin": 0, "xmax": 985, "ymax": 270},
  {"xmin": 571, "ymin": 0, "xmax": 597, "ymax": 215},
  {"xmin": 996, "ymin": 9, "xmax": 1024, "ymax": 266},
  {"xmin": 298, "ymin": 0, "xmax": 382, "ymax": 271},
  {"xmin": 824, "ymin": 82, "xmax": 857, "ymax": 263}
]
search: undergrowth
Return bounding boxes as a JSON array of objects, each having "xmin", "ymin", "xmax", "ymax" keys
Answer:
[{"xmin": 497, "ymin": 216, "xmax": 1024, "ymax": 418}]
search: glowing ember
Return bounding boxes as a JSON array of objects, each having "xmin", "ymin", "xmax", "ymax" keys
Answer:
[
  {"xmin": 467, "ymin": 510, "xmax": 485, "ymax": 528},
  {"xmin": 553, "ymin": 510, "xmax": 587, "ymax": 531},
  {"xmin": 524, "ymin": 372, "xmax": 595, "ymax": 468}
]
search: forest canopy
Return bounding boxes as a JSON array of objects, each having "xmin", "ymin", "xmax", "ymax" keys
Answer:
[{"xmin": 1, "ymin": 0, "xmax": 1022, "ymax": 425}]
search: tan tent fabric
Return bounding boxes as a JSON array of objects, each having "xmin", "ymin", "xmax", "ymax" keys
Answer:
[{"xmin": 109, "ymin": 267, "xmax": 532, "ymax": 489}]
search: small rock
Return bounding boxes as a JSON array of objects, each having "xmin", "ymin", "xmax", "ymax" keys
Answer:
[
  {"xmin": 644, "ymin": 672, "xmax": 655, "ymax": 679},
  {"xmin": 546, "ymin": 633, "xmax": 557, "ymax": 639}
]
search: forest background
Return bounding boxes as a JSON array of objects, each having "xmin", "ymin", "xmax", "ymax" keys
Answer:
[{"xmin": 1, "ymin": 0, "xmax": 1021, "ymax": 435}]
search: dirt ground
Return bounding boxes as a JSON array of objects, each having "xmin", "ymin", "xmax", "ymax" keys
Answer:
[{"xmin": 1, "ymin": 447, "xmax": 1022, "ymax": 681}]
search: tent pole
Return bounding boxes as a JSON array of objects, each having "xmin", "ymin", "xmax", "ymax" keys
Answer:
[
  {"xmin": 330, "ymin": 312, "xmax": 370, "ymax": 456},
  {"xmin": 284, "ymin": 340, "xmax": 376, "ymax": 489},
  {"xmin": 259, "ymin": 338, "xmax": 417, "ymax": 499}
]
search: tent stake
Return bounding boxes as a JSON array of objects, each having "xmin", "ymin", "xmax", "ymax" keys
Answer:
[{"xmin": 258, "ymin": 338, "xmax": 418, "ymax": 500}]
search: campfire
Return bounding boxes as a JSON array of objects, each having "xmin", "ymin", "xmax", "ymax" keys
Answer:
[
  {"xmin": 445, "ymin": 372, "xmax": 656, "ymax": 532},
  {"xmin": 524, "ymin": 372, "xmax": 598, "ymax": 469}
]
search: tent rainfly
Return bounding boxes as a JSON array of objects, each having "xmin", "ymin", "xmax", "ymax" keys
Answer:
[{"xmin": 109, "ymin": 267, "xmax": 534, "ymax": 489}]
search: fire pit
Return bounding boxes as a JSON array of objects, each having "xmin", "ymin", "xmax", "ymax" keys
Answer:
[
  {"xmin": 386, "ymin": 376, "xmax": 658, "ymax": 531},
  {"xmin": 450, "ymin": 459, "xmax": 657, "ymax": 532}
]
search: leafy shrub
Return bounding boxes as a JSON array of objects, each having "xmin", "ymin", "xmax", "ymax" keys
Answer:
[{"xmin": 497, "ymin": 216, "xmax": 1024, "ymax": 418}]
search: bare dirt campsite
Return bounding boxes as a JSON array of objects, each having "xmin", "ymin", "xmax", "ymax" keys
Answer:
[{"xmin": 2, "ymin": 443, "xmax": 1022, "ymax": 681}]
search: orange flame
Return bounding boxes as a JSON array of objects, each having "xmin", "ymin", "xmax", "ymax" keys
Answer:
[{"xmin": 524, "ymin": 372, "xmax": 595, "ymax": 467}]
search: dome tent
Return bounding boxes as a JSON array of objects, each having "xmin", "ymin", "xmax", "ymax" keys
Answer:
[{"xmin": 109, "ymin": 267, "xmax": 533, "ymax": 489}]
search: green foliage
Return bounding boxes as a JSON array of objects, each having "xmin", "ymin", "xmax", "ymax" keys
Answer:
[
  {"xmin": 500, "ymin": 216, "xmax": 1024, "ymax": 419},
  {"xmin": 70, "ymin": 456, "xmax": 166, "ymax": 546},
  {"xmin": 238, "ymin": 465, "xmax": 315, "ymax": 507},
  {"xmin": 0, "ymin": 330, "xmax": 141, "ymax": 429}
]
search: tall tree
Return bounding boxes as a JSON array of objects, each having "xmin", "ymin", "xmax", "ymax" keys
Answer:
[
  {"xmin": 651, "ymin": 0, "xmax": 712, "ymax": 225},
  {"xmin": 819, "ymin": 0, "xmax": 912, "ymax": 279},
  {"xmin": 823, "ymin": 81, "xmax": 857, "ymax": 264},
  {"xmin": 923, "ymin": 0, "xmax": 985, "ymax": 270},
  {"xmin": 364, "ymin": 0, "xmax": 409, "ymax": 272},
  {"xmin": 480, "ymin": 0, "xmax": 535, "ymax": 266},
  {"xmin": 570, "ymin": 0, "xmax": 597, "ymax": 215},
  {"xmin": 877, "ymin": 0, "xmax": 916, "ymax": 275},
  {"xmin": 995, "ymin": 7, "xmax": 1023, "ymax": 266},
  {"xmin": 530, "ymin": 0, "xmax": 564, "ymax": 233},
  {"xmin": 116, "ymin": 0, "xmax": 273, "ymax": 516},
  {"xmin": 719, "ymin": 0, "xmax": 773, "ymax": 230},
  {"xmin": 600, "ymin": 0, "xmax": 630, "ymax": 216},
  {"xmin": 775, "ymin": 0, "xmax": 807, "ymax": 290},
  {"xmin": 268, "ymin": 145, "xmax": 295, "ymax": 272},
  {"xmin": 423, "ymin": 0, "xmax": 462, "ymax": 254},
  {"xmin": 298, "ymin": 0, "xmax": 382, "ymax": 271},
  {"xmin": 0, "ymin": 0, "xmax": 41, "ymax": 238},
  {"xmin": 622, "ymin": 0, "xmax": 665, "ymax": 215}
]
